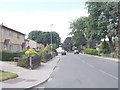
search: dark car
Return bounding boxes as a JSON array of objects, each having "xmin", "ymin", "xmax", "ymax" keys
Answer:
[{"xmin": 74, "ymin": 50, "xmax": 79, "ymax": 54}]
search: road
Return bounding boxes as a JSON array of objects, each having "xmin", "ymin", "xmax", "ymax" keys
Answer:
[{"xmin": 34, "ymin": 53, "xmax": 118, "ymax": 88}]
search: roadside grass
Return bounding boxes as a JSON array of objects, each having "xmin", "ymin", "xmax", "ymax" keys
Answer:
[{"xmin": 0, "ymin": 70, "xmax": 18, "ymax": 81}]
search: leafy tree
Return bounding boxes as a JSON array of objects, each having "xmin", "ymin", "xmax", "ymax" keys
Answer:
[
  {"xmin": 28, "ymin": 30, "xmax": 61, "ymax": 47},
  {"xmin": 69, "ymin": 17, "xmax": 87, "ymax": 49},
  {"xmin": 63, "ymin": 37, "xmax": 73, "ymax": 51},
  {"xmin": 85, "ymin": 1, "xmax": 119, "ymax": 51}
]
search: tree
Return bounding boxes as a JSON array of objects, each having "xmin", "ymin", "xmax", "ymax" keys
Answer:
[
  {"xmin": 69, "ymin": 17, "xmax": 87, "ymax": 49},
  {"xmin": 69, "ymin": 16, "xmax": 100, "ymax": 49},
  {"xmin": 63, "ymin": 37, "xmax": 73, "ymax": 51},
  {"xmin": 28, "ymin": 30, "xmax": 61, "ymax": 47},
  {"xmin": 85, "ymin": 1, "xmax": 119, "ymax": 51}
]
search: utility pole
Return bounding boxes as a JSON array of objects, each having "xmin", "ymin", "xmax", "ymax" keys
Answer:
[
  {"xmin": 50, "ymin": 24, "xmax": 54, "ymax": 55},
  {"xmin": 0, "ymin": 23, "xmax": 3, "ymax": 50}
]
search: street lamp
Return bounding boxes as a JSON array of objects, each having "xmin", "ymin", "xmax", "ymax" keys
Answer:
[
  {"xmin": 0, "ymin": 23, "xmax": 3, "ymax": 50},
  {"xmin": 50, "ymin": 24, "xmax": 54, "ymax": 55}
]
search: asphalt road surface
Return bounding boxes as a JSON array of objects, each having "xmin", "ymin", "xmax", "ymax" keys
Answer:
[{"xmin": 35, "ymin": 53, "xmax": 118, "ymax": 88}]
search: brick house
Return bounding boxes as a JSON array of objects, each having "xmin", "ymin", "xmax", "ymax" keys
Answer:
[
  {"xmin": 0, "ymin": 24, "xmax": 25, "ymax": 52},
  {"xmin": 25, "ymin": 39, "xmax": 44, "ymax": 50}
]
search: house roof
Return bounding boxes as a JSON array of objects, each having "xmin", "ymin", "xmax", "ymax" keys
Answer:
[{"xmin": 0, "ymin": 24, "xmax": 26, "ymax": 36}]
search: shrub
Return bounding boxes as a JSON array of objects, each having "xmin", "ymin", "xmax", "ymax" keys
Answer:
[
  {"xmin": 25, "ymin": 49, "xmax": 39, "ymax": 56},
  {"xmin": 0, "ymin": 51, "xmax": 18, "ymax": 61},
  {"xmin": 15, "ymin": 50, "xmax": 26, "ymax": 58},
  {"xmin": 84, "ymin": 48, "xmax": 98, "ymax": 55},
  {"xmin": 101, "ymin": 41, "xmax": 111, "ymax": 54},
  {"xmin": 0, "ymin": 50, "xmax": 28, "ymax": 61},
  {"xmin": 110, "ymin": 52, "xmax": 118, "ymax": 58},
  {"xmin": 17, "ymin": 55, "xmax": 29, "ymax": 68},
  {"xmin": 38, "ymin": 45, "xmax": 52, "ymax": 62},
  {"xmin": 38, "ymin": 44, "xmax": 51, "ymax": 57}
]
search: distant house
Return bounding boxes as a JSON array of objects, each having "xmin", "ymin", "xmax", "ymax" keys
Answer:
[
  {"xmin": 0, "ymin": 24, "xmax": 25, "ymax": 52},
  {"xmin": 25, "ymin": 39, "xmax": 44, "ymax": 50}
]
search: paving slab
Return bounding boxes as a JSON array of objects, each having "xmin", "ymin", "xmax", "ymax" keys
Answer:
[{"xmin": 0, "ymin": 56, "xmax": 60, "ymax": 89}]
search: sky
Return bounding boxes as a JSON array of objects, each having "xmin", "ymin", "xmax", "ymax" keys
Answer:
[{"xmin": 0, "ymin": 0, "xmax": 89, "ymax": 42}]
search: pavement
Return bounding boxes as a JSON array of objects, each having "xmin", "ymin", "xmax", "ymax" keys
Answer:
[{"xmin": 0, "ymin": 56, "xmax": 60, "ymax": 89}]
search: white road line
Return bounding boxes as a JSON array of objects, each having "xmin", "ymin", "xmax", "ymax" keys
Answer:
[
  {"xmin": 83, "ymin": 61, "xmax": 118, "ymax": 80},
  {"xmin": 81, "ymin": 60, "xmax": 86, "ymax": 63},
  {"xmin": 99, "ymin": 69, "xmax": 118, "ymax": 80},
  {"xmin": 80, "ymin": 59, "xmax": 118, "ymax": 80},
  {"xmin": 86, "ymin": 63, "xmax": 95, "ymax": 68}
]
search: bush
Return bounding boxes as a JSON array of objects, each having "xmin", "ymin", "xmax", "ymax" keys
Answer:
[
  {"xmin": 38, "ymin": 45, "xmax": 53, "ymax": 62},
  {"xmin": 101, "ymin": 41, "xmax": 111, "ymax": 54},
  {"xmin": 84, "ymin": 48, "xmax": 98, "ymax": 55},
  {"xmin": 0, "ymin": 50, "xmax": 27, "ymax": 61},
  {"xmin": 17, "ymin": 55, "xmax": 29, "ymax": 68},
  {"xmin": 0, "ymin": 51, "xmax": 18, "ymax": 61},
  {"xmin": 25, "ymin": 49, "xmax": 39, "ymax": 56},
  {"xmin": 38, "ymin": 45, "xmax": 51, "ymax": 57},
  {"xmin": 17, "ymin": 53, "xmax": 42, "ymax": 69},
  {"xmin": 15, "ymin": 50, "xmax": 26, "ymax": 58}
]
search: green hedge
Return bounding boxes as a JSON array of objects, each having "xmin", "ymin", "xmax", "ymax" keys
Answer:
[
  {"xmin": 0, "ymin": 51, "xmax": 17, "ymax": 61},
  {"xmin": 0, "ymin": 50, "xmax": 26, "ymax": 61},
  {"xmin": 84, "ymin": 48, "xmax": 99, "ymax": 55}
]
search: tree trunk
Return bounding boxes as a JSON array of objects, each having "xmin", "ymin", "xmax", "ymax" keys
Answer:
[
  {"xmin": 87, "ymin": 40, "xmax": 90, "ymax": 48},
  {"xmin": 108, "ymin": 36, "xmax": 115, "ymax": 52}
]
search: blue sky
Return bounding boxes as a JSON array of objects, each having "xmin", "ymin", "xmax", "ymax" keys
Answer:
[{"xmin": 0, "ymin": 0, "xmax": 88, "ymax": 41}]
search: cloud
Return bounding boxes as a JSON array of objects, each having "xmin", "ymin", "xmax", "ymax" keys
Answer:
[{"xmin": 0, "ymin": 9, "xmax": 88, "ymax": 41}]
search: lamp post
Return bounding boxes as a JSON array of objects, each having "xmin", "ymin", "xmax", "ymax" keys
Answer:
[
  {"xmin": 50, "ymin": 24, "xmax": 54, "ymax": 55},
  {"xmin": 0, "ymin": 23, "xmax": 3, "ymax": 50}
]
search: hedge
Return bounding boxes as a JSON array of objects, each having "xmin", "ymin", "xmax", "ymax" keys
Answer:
[
  {"xmin": 84, "ymin": 48, "xmax": 99, "ymax": 55},
  {"xmin": 0, "ymin": 51, "xmax": 18, "ymax": 61},
  {"xmin": 0, "ymin": 50, "xmax": 26, "ymax": 61}
]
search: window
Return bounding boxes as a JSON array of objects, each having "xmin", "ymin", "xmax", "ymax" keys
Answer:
[
  {"xmin": 17, "ymin": 33, "xmax": 20, "ymax": 39},
  {"xmin": 9, "ymin": 31, "xmax": 12, "ymax": 37},
  {"xmin": 9, "ymin": 44, "xmax": 12, "ymax": 51}
]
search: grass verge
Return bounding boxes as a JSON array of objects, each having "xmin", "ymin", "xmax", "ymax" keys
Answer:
[{"xmin": 0, "ymin": 70, "xmax": 18, "ymax": 81}]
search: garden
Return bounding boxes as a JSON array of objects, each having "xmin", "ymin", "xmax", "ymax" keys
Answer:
[{"xmin": 0, "ymin": 44, "xmax": 58, "ymax": 69}]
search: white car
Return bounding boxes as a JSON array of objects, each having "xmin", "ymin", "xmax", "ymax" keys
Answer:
[
  {"xmin": 61, "ymin": 50, "xmax": 66, "ymax": 55},
  {"xmin": 56, "ymin": 47, "xmax": 66, "ymax": 55},
  {"xmin": 74, "ymin": 50, "xmax": 79, "ymax": 54}
]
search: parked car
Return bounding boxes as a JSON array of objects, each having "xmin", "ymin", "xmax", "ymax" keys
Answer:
[
  {"xmin": 61, "ymin": 50, "xmax": 66, "ymax": 55},
  {"xmin": 74, "ymin": 50, "xmax": 79, "ymax": 54}
]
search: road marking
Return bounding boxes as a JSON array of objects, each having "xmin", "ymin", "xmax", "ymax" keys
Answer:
[
  {"xmin": 83, "ymin": 61, "xmax": 119, "ymax": 80},
  {"xmin": 86, "ymin": 63, "xmax": 95, "ymax": 68},
  {"xmin": 99, "ymin": 69, "xmax": 118, "ymax": 80},
  {"xmin": 81, "ymin": 60, "xmax": 86, "ymax": 63}
]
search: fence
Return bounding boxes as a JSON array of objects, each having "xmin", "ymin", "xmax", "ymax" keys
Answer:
[{"xmin": 30, "ymin": 56, "xmax": 41, "ymax": 69}]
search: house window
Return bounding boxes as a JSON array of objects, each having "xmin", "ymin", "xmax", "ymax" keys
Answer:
[
  {"xmin": 17, "ymin": 33, "xmax": 20, "ymax": 39},
  {"xmin": 9, "ymin": 31, "xmax": 12, "ymax": 37},
  {"xmin": 9, "ymin": 44, "xmax": 12, "ymax": 51}
]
